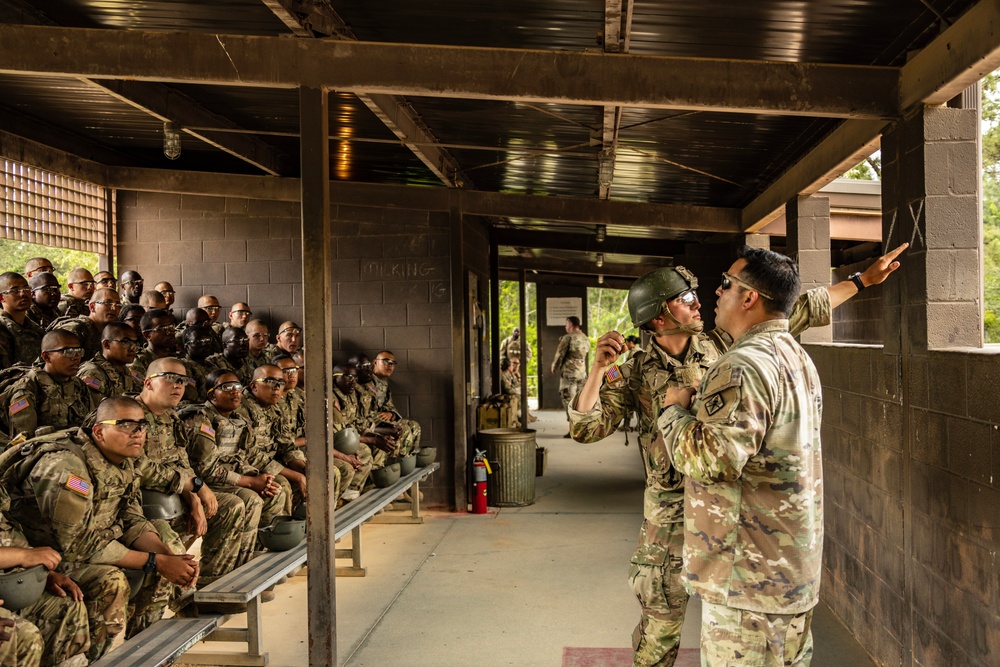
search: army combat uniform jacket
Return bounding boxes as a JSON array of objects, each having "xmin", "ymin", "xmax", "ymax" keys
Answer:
[
  {"xmin": 183, "ymin": 401, "xmax": 258, "ymax": 487},
  {"xmin": 0, "ymin": 310, "xmax": 44, "ymax": 368},
  {"xmin": 569, "ymin": 288, "xmax": 830, "ymax": 565},
  {"xmin": 47, "ymin": 315, "xmax": 102, "ymax": 360},
  {"xmin": 57, "ymin": 294, "xmax": 88, "ymax": 319},
  {"xmin": 657, "ymin": 319, "xmax": 823, "ymax": 615},
  {"xmin": 79, "ymin": 354, "xmax": 144, "ymax": 400},
  {"xmin": 27, "ymin": 302, "xmax": 59, "ymax": 330},
  {"xmin": 551, "ymin": 330, "xmax": 589, "ymax": 388},
  {"xmin": 237, "ymin": 392, "xmax": 305, "ymax": 477},
  {"xmin": 6, "ymin": 370, "xmax": 99, "ymax": 442}
]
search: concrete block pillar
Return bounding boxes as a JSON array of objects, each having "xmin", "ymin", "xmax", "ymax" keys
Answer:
[
  {"xmin": 881, "ymin": 106, "xmax": 982, "ymax": 350},
  {"xmin": 786, "ymin": 195, "xmax": 832, "ymax": 343}
]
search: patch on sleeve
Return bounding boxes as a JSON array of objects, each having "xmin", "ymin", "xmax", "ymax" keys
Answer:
[
  {"xmin": 704, "ymin": 393, "xmax": 726, "ymax": 416},
  {"xmin": 9, "ymin": 398, "xmax": 28, "ymax": 415},
  {"xmin": 199, "ymin": 423, "xmax": 216, "ymax": 439},
  {"xmin": 130, "ymin": 370, "xmax": 144, "ymax": 384},
  {"xmin": 699, "ymin": 365, "xmax": 744, "ymax": 420},
  {"xmin": 333, "ymin": 398, "xmax": 341, "ymax": 411},
  {"xmin": 65, "ymin": 474, "xmax": 91, "ymax": 496},
  {"xmin": 83, "ymin": 376, "xmax": 102, "ymax": 391},
  {"xmin": 605, "ymin": 365, "xmax": 622, "ymax": 383},
  {"xmin": 187, "ymin": 377, "xmax": 196, "ymax": 387}
]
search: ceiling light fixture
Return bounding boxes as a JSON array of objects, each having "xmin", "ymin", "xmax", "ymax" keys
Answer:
[
  {"xmin": 598, "ymin": 149, "xmax": 615, "ymax": 187},
  {"xmin": 163, "ymin": 122, "xmax": 182, "ymax": 160},
  {"xmin": 598, "ymin": 274, "xmax": 605, "ymax": 285},
  {"xmin": 595, "ymin": 224, "xmax": 606, "ymax": 243},
  {"xmin": 596, "ymin": 252, "xmax": 604, "ymax": 268}
]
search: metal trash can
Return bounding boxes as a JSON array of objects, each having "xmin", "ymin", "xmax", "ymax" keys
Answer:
[{"xmin": 478, "ymin": 428, "xmax": 537, "ymax": 507}]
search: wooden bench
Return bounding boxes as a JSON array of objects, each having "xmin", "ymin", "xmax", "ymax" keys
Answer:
[
  {"xmin": 178, "ymin": 461, "xmax": 440, "ymax": 666},
  {"xmin": 90, "ymin": 615, "xmax": 221, "ymax": 667}
]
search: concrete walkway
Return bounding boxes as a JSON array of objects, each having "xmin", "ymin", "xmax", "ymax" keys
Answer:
[{"xmin": 178, "ymin": 409, "xmax": 874, "ymax": 667}]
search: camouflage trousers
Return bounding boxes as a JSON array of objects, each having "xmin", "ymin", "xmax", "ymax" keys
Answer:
[
  {"xmin": 392, "ymin": 419, "xmax": 421, "ymax": 456},
  {"xmin": 559, "ymin": 379, "xmax": 586, "ymax": 416},
  {"xmin": 629, "ymin": 521, "xmax": 687, "ymax": 667},
  {"xmin": 172, "ymin": 491, "xmax": 247, "ymax": 583},
  {"xmin": 16, "ymin": 590, "xmax": 90, "ymax": 666},
  {"xmin": 0, "ymin": 606, "xmax": 42, "ymax": 667},
  {"xmin": 700, "ymin": 602, "xmax": 814, "ymax": 667},
  {"xmin": 214, "ymin": 484, "xmax": 283, "ymax": 566},
  {"xmin": 275, "ymin": 471, "xmax": 309, "ymax": 517},
  {"xmin": 60, "ymin": 562, "xmax": 130, "ymax": 661},
  {"xmin": 347, "ymin": 443, "xmax": 374, "ymax": 492},
  {"xmin": 127, "ymin": 521, "xmax": 187, "ymax": 639}
]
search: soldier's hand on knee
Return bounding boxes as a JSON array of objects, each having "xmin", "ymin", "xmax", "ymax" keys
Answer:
[
  {"xmin": 0, "ymin": 615, "xmax": 14, "ymax": 644},
  {"xmin": 46, "ymin": 571, "xmax": 84, "ymax": 602},
  {"xmin": 186, "ymin": 499, "xmax": 208, "ymax": 538},
  {"xmin": 197, "ymin": 485, "xmax": 219, "ymax": 519}
]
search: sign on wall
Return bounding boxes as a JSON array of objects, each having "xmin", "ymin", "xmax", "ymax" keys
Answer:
[{"xmin": 545, "ymin": 297, "xmax": 582, "ymax": 326}]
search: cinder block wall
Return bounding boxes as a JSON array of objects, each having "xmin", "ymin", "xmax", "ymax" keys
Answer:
[
  {"xmin": 832, "ymin": 261, "xmax": 884, "ymax": 344},
  {"xmin": 118, "ymin": 192, "xmax": 460, "ymax": 508}
]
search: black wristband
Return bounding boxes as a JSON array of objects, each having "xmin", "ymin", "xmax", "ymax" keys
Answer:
[
  {"xmin": 848, "ymin": 272, "xmax": 865, "ymax": 292},
  {"xmin": 191, "ymin": 476, "xmax": 204, "ymax": 493},
  {"xmin": 143, "ymin": 552, "xmax": 157, "ymax": 574}
]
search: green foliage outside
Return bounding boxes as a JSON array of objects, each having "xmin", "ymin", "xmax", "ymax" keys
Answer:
[
  {"xmin": 498, "ymin": 280, "xmax": 537, "ymax": 394},
  {"xmin": 586, "ymin": 286, "xmax": 638, "ymax": 360},
  {"xmin": 0, "ymin": 239, "xmax": 101, "ymax": 284},
  {"xmin": 984, "ymin": 73, "xmax": 1000, "ymax": 342}
]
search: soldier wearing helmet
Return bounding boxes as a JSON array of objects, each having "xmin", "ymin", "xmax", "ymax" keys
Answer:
[{"xmin": 569, "ymin": 243, "xmax": 907, "ymax": 667}]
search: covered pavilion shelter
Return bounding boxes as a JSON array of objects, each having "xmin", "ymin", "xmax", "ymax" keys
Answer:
[{"xmin": 1, "ymin": 0, "xmax": 999, "ymax": 665}]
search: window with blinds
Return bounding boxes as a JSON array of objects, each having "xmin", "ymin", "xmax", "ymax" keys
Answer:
[{"xmin": 0, "ymin": 159, "xmax": 113, "ymax": 254}]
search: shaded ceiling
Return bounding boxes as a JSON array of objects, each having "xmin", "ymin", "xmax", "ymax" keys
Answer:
[{"xmin": 0, "ymin": 0, "xmax": 993, "ymax": 282}]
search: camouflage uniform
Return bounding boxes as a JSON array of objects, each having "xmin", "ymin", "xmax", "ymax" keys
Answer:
[
  {"xmin": 182, "ymin": 356, "xmax": 211, "ymax": 404},
  {"xmin": 499, "ymin": 334, "xmax": 531, "ymax": 365},
  {"xmin": 27, "ymin": 303, "xmax": 59, "ymax": 330},
  {"xmin": 5, "ymin": 429, "xmax": 150, "ymax": 658},
  {"xmin": 238, "ymin": 391, "xmax": 309, "ymax": 513},
  {"xmin": 501, "ymin": 369, "xmax": 522, "ymax": 424},
  {"xmin": 130, "ymin": 346, "xmax": 171, "ymax": 380},
  {"xmin": 569, "ymin": 289, "xmax": 830, "ymax": 667},
  {"xmin": 331, "ymin": 385, "xmax": 374, "ymax": 492},
  {"xmin": 78, "ymin": 354, "xmax": 144, "ymax": 400},
  {"xmin": 56, "ymin": 295, "xmax": 87, "ymax": 319},
  {"xmin": 0, "ymin": 485, "xmax": 89, "ymax": 667},
  {"xmin": 136, "ymin": 400, "xmax": 248, "ymax": 585},
  {"xmin": 551, "ymin": 329, "xmax": 589, "ymax": 413},
  {"xmin": 657, "ymin": 319, "xmax": 823, "ymax": 667},
  {"xmin": 0, "ymin": 311, "xmax": 44, "ymax": 368},
  {"xmin": 204, "ymin": 352, "xmax": 256, "ymax": 386},
  {"xmin": 180, "ymin": 402, "xmax": 279, "ymax": 562},
  {"xmin": 6, "ymin": 370, "xmax": 100, "ymax": 442},
  {"xmin": 277, "ymin": 387, "xmax": 356, "ymax": 499},
  {"xmin": 46, "ymin": 316, "xmax": 102, "ymax": 360},
  {"xmin": 244, "ymin": 351, "xmax": 270, "ymax": 381},
  {"xmin": 359, "ymin": 378, "xmax": 421, "ymax": 457}
]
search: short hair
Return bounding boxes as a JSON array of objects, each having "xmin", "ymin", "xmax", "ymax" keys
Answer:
[
  {"xmin": 140, "ymin": 308, "xmax": 173, "ymax": 332},
  {"xmin": 118, "ymin": 304, "xmax": 145, "ymax": 322},
  {"xmin": 95, "ymin": 395, "xmax": 143, "ymax": 422},
  {"xmin": 206, "ymin": 368, "xmax": 238, "ymax": 388},
  {"xmin": 270, "ymin": 353, "xmax": 293, "ymax": 364},
  {"xmin": 735, "ymin": 245, "xmax": 801, "ymax": 316},
  {"xmin": 24, "ymin": 258, "xmax": 50, "ymax": 273},
  {"xmin": 90, "ymin": 287, "xmax": 118, "ymax": 304},
  {"xmin": 68, "ymin": 268, "xmax": 93, "ymax": 284},
  {"xmin": 119, "ymin": 270, "xmax": 142, "ymax": 283},
  {"xmin": 347, "ymin": 353, "xmax": 368, "ymax": 367},
  {"xmin": 28, "ymin": 273, "xmax": 58, "ymax": 289},
  {"xmin": 139, "ymin": 290, "xmax": 166, "ymax": 308},
  {"xmin": 102, "ymin": 322, "xmax": 136, "ymax": 341},
  {"xmin": 42, "ymin": 329, "xmax": 79, "ymax": 350},
  {"xmin": 375, "ymin": 350, "xmax": 394, "ymax": 359},
  {"xmin": 332, "ymin": 363, "xmax": 352, "ymax": 376},
  {"xmin": 501, "ymin": 359, "xmax": 511, "ymax": 371},
  {"xmin": 566, "ymin": 316, "xmax": 581, "ymax": 328},
  {"xmin": 221, "ymin": 327, "xmax": 246, "ymax": 345},
  {"xmin": 253, "ymin": 364, "xmax": 280, "ymax": 381},
  {"xmin": 147, "ymin": 356, "xmax": 184, "ymax": 378},
  {"xmin": 197, "ymin": 294, "xmax": 220, "ymax": 307},
  {"xmin": 182, "ymin": 324, "xmax": 212, "ymax": 345},
  {"xmin": 185, "ymin": 307, "xmax": 208, "ymax": 324},
  {"xmin": 246, "ymin": 319, "xmax": 268, "ymax": 332},
  {"xmin": 0, "ymin": 272, "xmax": 24, "ymax": 292}
]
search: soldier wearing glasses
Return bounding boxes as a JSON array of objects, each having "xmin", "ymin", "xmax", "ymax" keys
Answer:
[
  {"xmin": 265, "ymin": 321, "xmax": 302, "ymax": 359},
  {"xmin": 95, "ymin": 271, "xmax": 117, "ymax": 291},
  {"xmin": 0, "ymin": 272, "xmax": 45, "ymax": 367},
  {"xmin": 58, "ymin": 269, "xmax": 96, "ymax": 319},
  {"xmin": 49, "ymin": 288, "xmax": 123, "ymax": 360},
  {"xmin": 330, "ymin": 364, "xmax": 374, "ymax": 499},
  {"xmin": 226, "ymin": 303, "xmax": 253, "ymax": 331},
  {"xmin": 23, "ymin": 258, "xmax": 54, "ymax": 280},
  {"xmin": 244, "ymin": 320, "xmax": 271, "ymax": 381},
  {"xmin": 131, "ymin": 309, "xmax": 177, "ymax": 378},
  {"xmin": 6, "ymin": 330, "xmax": 98, "ymax": 442},
  {"xmin": 78, "ymin": 323, "xmax": 144, "ymax": 400},
  {"xmin": 205, "ymin": 327, "xmax": 252, "ymax": 382},
  {"xmin": 27, "ymin": 272, "xmax": 61, "ymax": 329},
  {"xmin": 118, "ymin": 271, "xmax": 144, "ymax": 307},
  {"xmin": 5, "ymin": 396, "xmax": 197, "ymax": 655},
  {"xmin": 568, "ymin": 245, "xmax": 907, "ymax": 667}
]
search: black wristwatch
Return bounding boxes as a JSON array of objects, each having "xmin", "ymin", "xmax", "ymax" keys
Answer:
[
  {"xmin": 143, "ymin": 552, "xmax": 157, "ymax": 574},
  {"xmin": 848, "ymin": 272, "xmax": 866, "ymax": 292},
  {"xmin": 191, "ymin": 476, "xmax": 204, "ymax": 493}
]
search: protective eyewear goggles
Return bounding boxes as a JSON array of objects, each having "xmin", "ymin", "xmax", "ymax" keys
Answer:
[
  {"xmin": 148, "ymin": 371, "xmax": 190, "ymax": 386},
  {"xmin": 98, "ymin": 419, "xmax": 148, "ymax": 435}
]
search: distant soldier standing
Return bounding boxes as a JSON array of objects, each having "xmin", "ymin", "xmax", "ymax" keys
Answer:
[{"xmin": 550, "ymin": 316, "xmax": 589, "ymax": 435}]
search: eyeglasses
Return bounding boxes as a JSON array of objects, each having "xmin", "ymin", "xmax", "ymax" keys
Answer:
[
  {"xmin": 98, "ymin": 419, "xmax": 148, "ymax": 435},
  {"xmin": 71, "ymin": 280, "xmax": 96, "ymax": 288},
  {"xmin": 44, "ymin": 346, "xmax": 85, "ymax": 359},
  {"xmin": 332, "ymin": 373, "xmax": 356, "ymax": 382},
  {"xmin": 210, "ymin": 381, "xmax": 243, "ymax": 393},
  {"xmin": 92, "ymin": 300, "xmax": 121, "ymax": 309},
  {"xmin": 144, "ymin": 325, "xmax": 176, "ymax": 335},
  {"xmin": 248, "ymin": 332, "xmax": 269, "ymax": 340},
  {"xmin": 673, "ymin": 289, "xmax": 699, "ymax": 308},
  {"xmin": 32, "ymin": 285, "xmax": 60, "ymax": 294},
  {"xmin": 280, "ymin": 366, "xmax": 300, "ymax": 375},
  {"xmin": 1, "ymin": 286, "xmax": 31, "ymax": 296},
  {"xmin": 159, "ymin": 290, "xmax": 175, "ymax": 296},
  {"xmin": 375, "ymin": 358, "xmax": 397, "ymax": 366},
  {"xmin": 356, "ymin": 362, "xmax": 373, "ymax": 370},
  {"xmin": 202, "ymin": 306, "xmax": 221, "ymax": 313},
  {"xmin": 231, "ymin": 309, "xmax": 252, "ymax": 316},
  {"xmin": 278, "ymin": 327, "xmax": 302, "ymax": 336},
  {"xmin": 148, "ymin": 372, "xmax": 190, "ymax": 386},
  {"xmin": 253, "ymin": 378, "xmax": 286, "ymax": 389},
  {"xmin": 720, "ymin": 273, "xmax": 773, "ymax": 300},
  {"xmin": 123, "ymin": 280, "xmax": 144, "ymax": 287},
  {"xmin": 33, "ymin": 266, "xmax": 54, "ymax": 273},
  {"xmin": 97, "ymin": 279, "xmax": 117, "ymax": 288},
  {"xmin": 107, "ymin": 338, "xmax": 139, "ymax": 349}
]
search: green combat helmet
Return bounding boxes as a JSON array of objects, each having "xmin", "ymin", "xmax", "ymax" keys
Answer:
[
  {"xmin": 141, "ymin": 490, "xmax": 185, "ymax": 521},
  {"xmin": 626, "ymin": 266, "xmax": 702, "ymax": 335},
  {"xmin": 0, "ymin": 564, "xmax": 47, "ymax": 611}
]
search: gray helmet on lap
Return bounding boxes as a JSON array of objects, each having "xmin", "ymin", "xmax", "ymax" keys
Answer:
[
  {"xmin": 141, "ymin": 490, "xmax": 185, "ymax": 521},
  {"xmin": 0, "ymin": 564, "xmax": 47, "ymax": 611}
]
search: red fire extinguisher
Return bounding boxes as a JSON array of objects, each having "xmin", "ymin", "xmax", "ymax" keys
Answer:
[{"xmin": 472, "ymin": 449, "xmax": 491, "ymax": 514}]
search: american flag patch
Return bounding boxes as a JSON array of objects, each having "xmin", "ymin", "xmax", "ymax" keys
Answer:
[
  {"xmin": 83, "ymin": 376, "xmax": 102, "ymax": 390},
  {"xmin": 605, "ymin": 365, "xmax": 623, "ymax": 383},
  {"xmin": 200, "ymin": 423, "xmax": 216, "ymax": 438},
  {"xmin": 9, "ymin": 398, "xmax": 28, "ymax": 415},
  {"xmin": 187, "ymin": 377, "xmax": 196, "ymax": 387},
  {"xmin": 65, "ymin": 475, "xmax": 91, "ymax": 496},
  {"xmin": 130, "ymin": 370, "xmax": 144, "ymax": 384}
]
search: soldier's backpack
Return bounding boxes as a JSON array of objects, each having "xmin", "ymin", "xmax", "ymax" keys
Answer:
[{"xmin": 0, "ymin": 428, "xmax": 88, "ymax": 495}]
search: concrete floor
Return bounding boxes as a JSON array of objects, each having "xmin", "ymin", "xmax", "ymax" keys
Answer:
[{"xmin": 177, "ymin": 409, "xmax": 874, "ymax": 667}]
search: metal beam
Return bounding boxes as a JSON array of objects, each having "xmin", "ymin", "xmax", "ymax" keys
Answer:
[
  {"xmin": 79, "ymin": 79, "xmax": 289, "ymax": 176},
  {"xmin": 0, "ymin": 24, "xmax": 901, "ymax": 119},
  {"xmin": 499, "ymin": 268, "xmax": 636, "ymax": 291},
  {"xmin": 494, "ymin": 228, "xmax": 684, "ymax": 257},
  {"xmin": 259, "ymin": 0, "xmax": 469, "ymax": 187},
  {"xmin": 500, "ymin": 256, "xmax": 648, "ymax": 278},
  {"xmin": 0, "ymin": 129, "xmax": 109, "ymax": 185}
]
